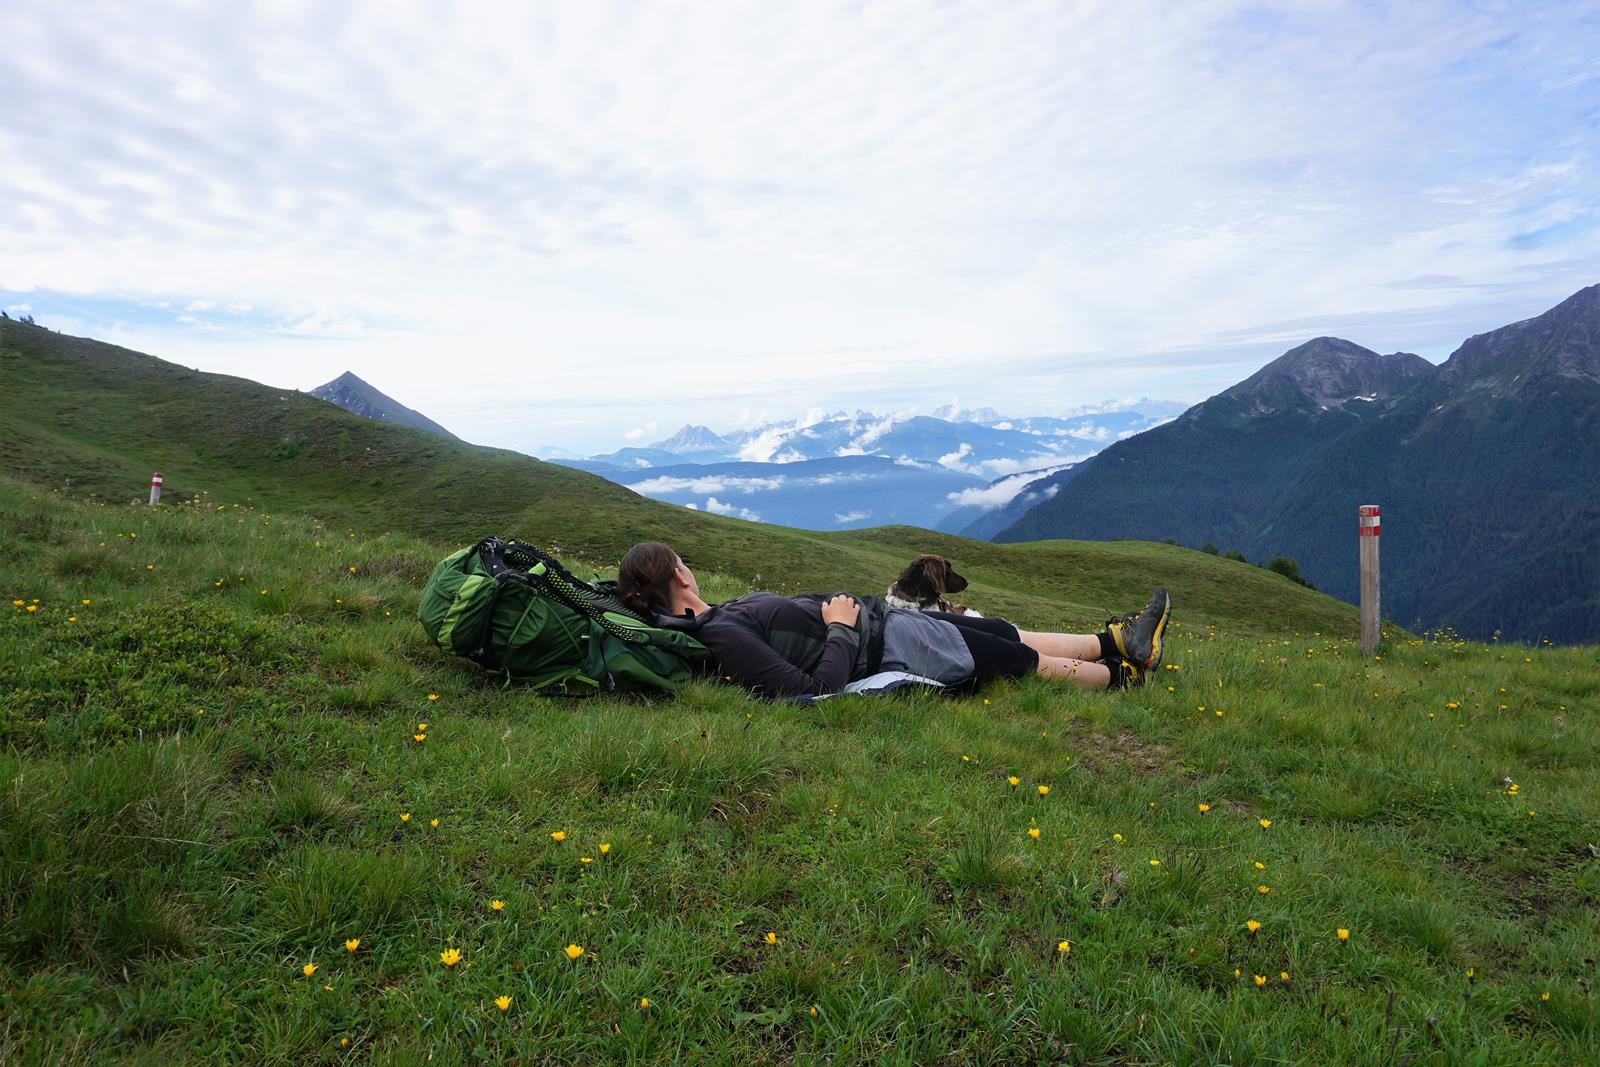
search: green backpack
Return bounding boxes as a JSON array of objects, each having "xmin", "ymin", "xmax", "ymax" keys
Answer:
[{"xmin": 418, "ymin": 537, "xmax": 710, "ymax": 693}]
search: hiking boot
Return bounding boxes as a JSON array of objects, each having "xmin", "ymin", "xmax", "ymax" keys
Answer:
[{"xmin": 1106, "ymin": 587, "xmax": 1171, "ymax": 671}]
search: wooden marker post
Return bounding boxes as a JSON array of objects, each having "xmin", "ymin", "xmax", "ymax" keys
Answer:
[
  {"xmin": 1359, "ymin": 504, "xmax": 1380, "ymax": 655},
  {"xmin": 149, "ymin": 472, "xmax": 163, "ymax": 506}
]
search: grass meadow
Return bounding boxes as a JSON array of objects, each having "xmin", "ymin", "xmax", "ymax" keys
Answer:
[{"xmin": 2, "ymin": 477, "xmax": 1597, "ymax": 1065}]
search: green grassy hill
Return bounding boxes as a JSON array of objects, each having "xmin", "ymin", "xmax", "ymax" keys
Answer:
[
  {"xmin": 2, "ymin": 322, "xmax": 1597, "ymax": 1064},
  {"xmin": 0, "ymin": 319, "xmax": 1355, "ymax": 639}
]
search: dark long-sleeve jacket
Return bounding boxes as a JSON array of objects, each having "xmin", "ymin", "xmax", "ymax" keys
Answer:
[{"xmin": 687, "ymin": 592, "xmax": 888, "ymax": 699}]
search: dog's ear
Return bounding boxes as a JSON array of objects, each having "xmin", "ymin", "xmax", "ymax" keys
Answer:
[
  {"xmin": 944, "ymin": 562, "xmax": 969, "ymax": 594},
  {"xmin": 924, "ymin": 556, "xmax": 951, "ymax": 596},
  {"xmin": 894, "ymin": 557, "xmax": 935, "ymax": 600}
]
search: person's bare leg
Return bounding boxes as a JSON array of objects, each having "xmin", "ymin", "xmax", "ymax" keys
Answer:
[
  {"xmin": 1016, "ymin": 629, "xmax": 1103, "ymax": 662},
  {"xmin": 1035, "ymin": 655, "xmax": 1112, "ymax": 690}
]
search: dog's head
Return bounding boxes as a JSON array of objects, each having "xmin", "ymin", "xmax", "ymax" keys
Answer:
[{"xmin": 893, "ymin": 554, "xmax": 969, "ymax": 603}]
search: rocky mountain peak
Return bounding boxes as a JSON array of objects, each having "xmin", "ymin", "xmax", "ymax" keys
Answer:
[
  {"xmin": 653, "ymin": 424, "xmax": 729, "ymax": 453},
  {"xmin": 1213, "ymin": 337, "xmax": 1435, "ymax": 416},
  {"xmin": 309, "ymin": 372, "xmax": 457, "ymax": 440}
]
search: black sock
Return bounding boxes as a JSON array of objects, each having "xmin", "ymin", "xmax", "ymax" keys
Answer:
[
  {"xmin": 1097, "ymin": 630, "xmax": 1119, "ymax": 662},
  {"xmin": 1104, "ymin": 658, "xmax": 1130, "ymax": 689}
]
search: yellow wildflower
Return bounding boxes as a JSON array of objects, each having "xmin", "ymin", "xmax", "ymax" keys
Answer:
[
  {"xmin": 1541, "ymin": 992, "xmax": 1550, "ymax": 1002},
  {"xmin": 564, "ymin": 944, "xmax": 583, "ymax": 961},
  {"xmin": 599, "ymin": 843, "xmax": 611, "ymax": 855},
  {"xmin": 345, "ymin": 938, "xmax": 360, "ymax": 953},
  {"xmin": 1258, "ymin": 818, "xmax": 1272, "ymax": 829},
  {"xmin": 340, "ymin": 1037, "xmax": 350, "ymax": 1048},
  {"xmin": 495, "ymin": 995, "xmax": 512, "ymax": 1011},
  {"xmin": 25, "ymin": 605, "xmax": 38, "ymax": 614},
  {"xmin": 428, "ymin": 693, "xmax": 439, "ymax": 701},
  {"xmin": 1037, "ymin": 785, "xmax": 1050, "ymax": 796},
  {"xmin": 1149, "ymin": 859, "xmax": 1161, "ymax": 867},
  {"xmin": 1254, "ymin": 861, "xmax": 1264, "ymax": 870},
  {"xmin": 763, "ymin": 932, "xmax": 778, "ymax": 945},
  {"xmin": 1467, "ymin": 967, "xmax": 1476, "ymax": 980},
  {"xmin": 1280, "ymin": 971, "xmax": 1290, "ymax": 983},
  {"xmin": 430, "ymin": 818, "xmax": 440, "ymax": 828},
  {"xmin": 1007, "ymin": 776, "xmax": 1020, "ymax": 787},
  {"xmin": 1337, "ymin": 928, "xmax": 1350, "ymax": 942},
  {"xmin": 1057, "ymin": 940, "xmax": 1071, "ymax": 954},
  {"xmin": 417, "ymin": 722, "xmax": 428, "ymax": 731},
  {"xmin": 1246, "ymin": 920, "xmax": 1261, "ymax": 934},
  {"xmin": 440, "ymin": 948, "xmax": 462, "ymax": 967},
  {"xmin": 301, "ymin": 962, "xmax": 318, "ymax": 977},
  {"xmin": 401, "ymin": 813, "xmax": 411, "ymax": 823},
  {"xmin": 1197, "ymin": 803, "xmax": 1210, "ymax": 813},
  {"xmin": 412, "ymin": 733, "xmax": 426, "ymax": 743},
  {"xmin": 1257, "ymin": 885, "xmax": 1271, "ymax": 894},
  {"xmin": 1254, "ymin": 974, "xmax": 1266, "ymax": 987},
  {"xmin": 580, "ymin": 856, "xmax": 593, "ymax": 864},
  {"xmin": 1028, "ymin": 828, "xmax": 1040, "ymax": 839},
  {"xmin": 1112, "ymin": 833, "xmax": 1123, "ymax": 842},
  {"xmin": 550, "ymin": 831, "xmax": 566, "ymax": 842},
  {"xmin": 490, "ymin": 900, "xmax": 505, "ymax": 911},
  {"xmin": 640, "ymin": 997, "xmax": 650, "ymax": 1008},
  {"xmin": 81, "ymin": 599, "xmax": 91, "ymax": 606}
]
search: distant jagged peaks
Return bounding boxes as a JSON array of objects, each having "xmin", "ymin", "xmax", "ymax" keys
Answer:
[
  {"xmin": 930, "ymin": 403, "xmax": 1007, "ymax": 424},
  {"xmin": 1211, "ymin": 336, "xmax": 1436, "ymax": 416},
  {"xmin": 309, "ymin": 371, "xmax": 458, "ymax": 440},
  {"xmin": 651, "ymin": 424, "xmax": 730, "ymax": 454}
]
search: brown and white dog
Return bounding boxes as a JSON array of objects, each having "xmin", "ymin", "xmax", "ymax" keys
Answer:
[{"xmin": 885, "ymin": 554, "xmax": 984, "ymax": 617}]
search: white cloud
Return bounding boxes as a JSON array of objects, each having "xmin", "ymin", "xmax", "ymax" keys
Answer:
[
  {"xmin": 1064, "ymin": 423, "xmax": 1113, "ymax": 443},
  {"xmin": 703, "ymin": 496, "xmax": 762, "ymax": 521},
  {"xmin": 736, "ymin": 426, "xmax": 793, "ymax": 463},
  {"xmin": 623, "ymin": 421, "xmax": 658, "ymax": 442},
  {"xmin": 1118, "ymin": 416, "xmax": 1174, "ymax": 438},
  {"xmin": 936, "ymin": 442, "xmax": 977, "ymax": 474},
  {"xmin": 833, "ymin": 510, "xmax": 870, "ymax": 524},
  {"xmin": 946, "ymin": 464, "xmax": 1076, "ymax": 510},
  {"xmin": 849, "ymin": 414, "xmax": 900, "ymax": 449},
  {"xmin": 632, "ymin": 474, "xmax": 785, "ymax": 495},
  {"xmin": 3, "ymin": 1, "xmax": 1597, "ymax": 453}
]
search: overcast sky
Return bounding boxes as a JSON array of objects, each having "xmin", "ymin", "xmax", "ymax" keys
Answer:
[{"xmin": 4, "ymin": 0, "xmax": 1598, "ymax": 454}]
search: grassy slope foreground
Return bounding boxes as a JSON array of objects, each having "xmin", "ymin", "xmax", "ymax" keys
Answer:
[
  {"xmin": 0, "ymin": 319, "xmax": 1355, "ymax": 640},
  {"xmin": 2, "ymin": 479, "xmax": 1598, "ymax": 1065}
]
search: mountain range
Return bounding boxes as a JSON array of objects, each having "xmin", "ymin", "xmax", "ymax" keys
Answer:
[
  {"xmin": 996, "ymin": 285, "xmax": 1600, "ymax": 643},
  {"xmin": 556, "ymin": 402, "xmax": 1182, "ymax": 531},
  {"xmin": 0, "ymin": 316, "xmax": 1352, "ymax": 643}
]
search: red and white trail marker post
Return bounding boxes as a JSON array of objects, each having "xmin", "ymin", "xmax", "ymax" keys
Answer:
[
  {"xmin": 149, "ymin": 472, "xmax": 163, "ymax": 506},
  {"xmin": 1359, "ymin": 505, "xmax": 1381, "ymax": 655}
]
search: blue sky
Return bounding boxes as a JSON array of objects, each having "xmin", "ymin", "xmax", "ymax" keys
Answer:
[{"xmin": 4, "ymin": 0, "xmax": 1598, "ymax": 454}]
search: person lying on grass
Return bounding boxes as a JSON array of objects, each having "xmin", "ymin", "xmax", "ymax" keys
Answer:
[{"xmin": 617, "ymin": 541, "xmax": 1171, "ymax": 700}]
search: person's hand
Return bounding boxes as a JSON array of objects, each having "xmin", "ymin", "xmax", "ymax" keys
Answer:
[{"xmin": 820, "ymin": 594, "xmax": 860, "ymax": 627}]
